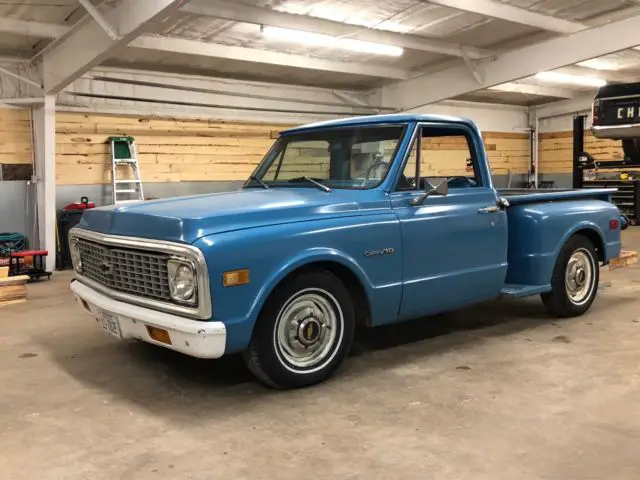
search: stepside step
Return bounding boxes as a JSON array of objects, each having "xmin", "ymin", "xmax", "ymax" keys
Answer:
[{"xmin": 500, "ymin": 284, "xmax": 551, "ymax": 298}]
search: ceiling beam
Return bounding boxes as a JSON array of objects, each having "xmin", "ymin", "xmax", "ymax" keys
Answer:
[
  {"xmin": 130, "ymin": 36, "xmax": 411, "ymax": 80},
  {"xmin": 427, "ymin": 0, "xmax": 584, "ymax": 33},
  {"xmin": 0, "ymin": 18, "xmax": 411, "ymax": 81},
  {"xmin": 0, "ymin": 18, "xmax": 67, "ymax": 38},
  {"xmin": 68, "ymin": 77, "xmax": 371, "ymax": 116},
  {"xmin": 42, "ymin": 0, "xmax": 183, "ymax": 94},
  {"xmin": 378, "ymin": 14, "xmax": 640, "ymax": 110},
  {"xmin": 488, "ymin": 82, "xmax": 578, "ymax": 98},
  {"xmin": 181, "ymin": 0, "xmax": 493, "ymax": 59},
  {"xmin": 429, "ymin": 0, "xmax": 640, "ymax": 58},
  {"xmin": 534, "ymin": 95, "xmax": 593, "ymax": 119},
  {"xmin": 77, "ymin": 67, "xmax": 394, "ymax": 110},
  {"xmin": 78, "ymin": 0, "xmax": 119, "ymax": 41},
  {"xmin": 555, "ymin": 65, "xmax": 640, "ymax": 84}
]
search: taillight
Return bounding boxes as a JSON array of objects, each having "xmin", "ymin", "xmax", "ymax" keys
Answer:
[
  {"xmin": 592, "ymin": 99, "xmax": 600, "ymax": 124},
  {"xmin": 610, "ymin": 218, "xmax": 619, "ymax": 230}
]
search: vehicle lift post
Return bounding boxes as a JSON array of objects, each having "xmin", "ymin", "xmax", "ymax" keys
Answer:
[{"xmin": 573, "ymin": 114, "xmax": 587, "ymax": 189}]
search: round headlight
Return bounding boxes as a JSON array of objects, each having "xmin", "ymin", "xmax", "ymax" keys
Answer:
[
  {"xmin": 168, "ymin": 260, "xmax": 196, "ymax": 303},
  {"xmin": 70, "ymin": 240, "xmax": 82, "ymax": 273}
]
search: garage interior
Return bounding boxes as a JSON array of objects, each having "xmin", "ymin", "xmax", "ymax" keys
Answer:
[{"xmin": 2, "ymin": 0, "xmax": 640, "ymax": 478}]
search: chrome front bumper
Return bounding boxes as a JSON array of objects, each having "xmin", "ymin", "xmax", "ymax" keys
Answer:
[{"xmin": 71, "ymin": 280, "xmax": 226, "ymax": 359}]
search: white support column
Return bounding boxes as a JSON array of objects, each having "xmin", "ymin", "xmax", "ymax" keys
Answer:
[{"xmin": 32, "ymin": 95, "xmax": 56, "ymax": 272}]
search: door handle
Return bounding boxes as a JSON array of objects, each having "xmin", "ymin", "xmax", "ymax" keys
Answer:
[{"xmin": 478, "ymin": 205, "xmax": 499, "ymax": 214}]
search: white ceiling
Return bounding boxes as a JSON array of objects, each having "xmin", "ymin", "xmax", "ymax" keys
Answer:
[{"xmin": 2, "ymin": 0, "xmax": 640, "ymax": 106}]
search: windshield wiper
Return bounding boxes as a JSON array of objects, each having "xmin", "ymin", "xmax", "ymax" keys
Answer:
[
  {"xmin": 287, "ymin": 176, "xmax": 332, "ymax": 192},
  {"xmin": 248, "ymin": 174, "xmax": 269, "ymax": 189}
]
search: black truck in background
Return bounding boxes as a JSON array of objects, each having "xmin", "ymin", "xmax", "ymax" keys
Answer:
[
  {"xmin": 584, "ymin": 82, "xmax": 640, "ymax": 227},
  {"xmin": 592, "ymin": 82, "xmax": 640, "ymax": 162}
]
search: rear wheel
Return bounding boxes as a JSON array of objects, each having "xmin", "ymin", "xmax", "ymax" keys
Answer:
[
  {"xmin": 541, "ymin": 235, "xmax": 599, "ymax": 317},
  {"xmin": 243, "ymin": 270, "xmax": 355, "ymax": 389}
]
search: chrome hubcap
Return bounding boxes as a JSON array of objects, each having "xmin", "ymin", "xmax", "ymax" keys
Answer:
[
  {"xmin": 274, "ymin": 289, "xmax": 341, "ymax": 370},
  {"xmin": 565, "ymin": 249, "xmax": 594, "ymax": 305}
]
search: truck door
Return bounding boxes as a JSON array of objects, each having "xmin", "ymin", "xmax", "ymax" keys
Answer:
[{"xmin": 391, "ymin": 123, "xmax": 508, "ymax": 321}]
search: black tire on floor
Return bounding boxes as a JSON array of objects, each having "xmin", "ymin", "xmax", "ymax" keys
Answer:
[
  {"xmin": 541, "ymin": 234, "xmax": 599, "ymax": 318},
  {"xmin": 243, "ymin": 269, "xmax": 356, "ymax": 389}
]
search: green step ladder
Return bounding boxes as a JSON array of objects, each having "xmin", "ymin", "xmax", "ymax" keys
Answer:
[{"xmin": 108, "ymin": 136, "xmax": 144, "ymax": 204}]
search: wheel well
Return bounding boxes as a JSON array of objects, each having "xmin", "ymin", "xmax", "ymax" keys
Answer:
[
  {"xmin": 573, "ymin": 229, "xmax": 605, "ymax": 262},
  {"xmin": 278, "ymin": 261, "xmax": 372, "ymax": 329}
]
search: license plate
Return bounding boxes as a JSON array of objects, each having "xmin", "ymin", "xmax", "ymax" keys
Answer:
[{"xmin": 97, "ymin": 308, "xmax": 122, "ymax": 339}]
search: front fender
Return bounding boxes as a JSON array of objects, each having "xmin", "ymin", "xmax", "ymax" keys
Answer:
[
  {"xmin": 249, "ymin": 247, "xmax": 375, "ymax": 323},
  {"xmin": 193, "ymin": 213, "xmax": 403, "ymax": 353}
]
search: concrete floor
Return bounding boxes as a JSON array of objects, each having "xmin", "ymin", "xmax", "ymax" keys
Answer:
[{"xmin": 2, "ymin": 232, "xmax": 640, "ymax": 480}]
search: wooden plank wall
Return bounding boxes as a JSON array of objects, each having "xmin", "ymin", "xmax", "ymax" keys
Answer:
[
  {"xmin": 0, "ymin": 108, "xmax": 33, "ymax": 166},
  {"xmin": 539, "ymin": 131, "xmax": 625, "ymax": 174},
  {"xmin": 0, "ymin": 109, "xmax": 531, "ymax": 184},
  {"xmin": 56, "ymin": 113, "xmax": 281, "ymax": 185},
  {"xmin": 401, "ymin": 133, "xmax": 530, "ymax": 177},
  {"xmin": 482, "ymin": 132, "xmax": 530, "ymax": 176},
  {"xmin": 55, "ymin": 112, "xmax": 531, "ymax": 185}
]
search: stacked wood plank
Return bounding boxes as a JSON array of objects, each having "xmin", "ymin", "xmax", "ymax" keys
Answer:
[
  {"xmin": 403, "ymin": 132, "xmax": 530, "ymax": 177},
  {"xmin": 0, "ymin": 275, "xmax": 29, "ymax": 307},
  {"xmin": 0, "ymin": 108, "xmax": 531, "ymax": 184},
  {"xmin": 54, "ymin": 112, "xmax": 531, "ymax": 185},
  {"xmin": 539, "ymin": 131, "xmax": 637, "ymax": 174},
  {"xmin": 0, "ymin": 108, "xmax": 34, "ymax": 166},
  {"xmin": 55, "ymin": 113, "xmax": 284, "ymax": 185},
  {"xmin": 483, "ymin": 132, "xmax": 530, "ymax": 175}
]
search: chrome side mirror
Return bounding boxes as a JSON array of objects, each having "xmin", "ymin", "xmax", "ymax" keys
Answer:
[{"xmin": 410, "ymin": 179, "xmax": 448, "ymax": 206}]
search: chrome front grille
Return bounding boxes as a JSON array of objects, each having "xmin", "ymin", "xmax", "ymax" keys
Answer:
[{"xmin": 77, "ymin": 239, "xmax": 171, "ymax": 302}]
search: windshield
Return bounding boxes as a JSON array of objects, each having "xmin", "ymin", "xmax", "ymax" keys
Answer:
[{"xmin": 247, "ymin": 124, "xmax": 406, "ymax": 190}]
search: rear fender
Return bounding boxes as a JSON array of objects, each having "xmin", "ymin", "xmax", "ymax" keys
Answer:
[
  {"xmin": 505, "ymin": 199, "xmax": 620, "ymax": 285},
  {"xmin": 554, "ymin": 221, "xmax": 606, "ymax": 262}
]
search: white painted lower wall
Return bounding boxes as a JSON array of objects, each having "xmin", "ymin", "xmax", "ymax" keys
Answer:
[{"xmin": 535, "ymin": 95, "xmax": 592, "ymax": 133}]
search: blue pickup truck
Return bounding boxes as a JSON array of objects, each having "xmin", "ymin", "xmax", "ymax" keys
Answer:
[{"xmin": 69, "ymin": 114, "xmax": 634, "ymax": 389}]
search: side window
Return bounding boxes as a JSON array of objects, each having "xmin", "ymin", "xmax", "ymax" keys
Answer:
[{"xmin": 396, "ymin": 126, "xmax": 481, "ymax": 191}]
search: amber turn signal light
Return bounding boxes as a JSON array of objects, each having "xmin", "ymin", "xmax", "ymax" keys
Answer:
[
  {"xmin": 223, "ymin": 269, "xmax": 250, "ymax": 287},
  {"xmin": 146, "ymin": 326, "xmax": 172, "ymax": 345}
]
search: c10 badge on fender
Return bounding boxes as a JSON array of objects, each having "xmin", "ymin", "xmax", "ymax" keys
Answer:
[{"xmin": 364, "ymin": 247, "xmax": 394, "ymax": 257}]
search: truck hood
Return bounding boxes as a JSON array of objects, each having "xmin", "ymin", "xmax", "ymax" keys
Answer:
[{"xmin": 77, "ymin": 188, "xmax": 386, "ymax": 243}]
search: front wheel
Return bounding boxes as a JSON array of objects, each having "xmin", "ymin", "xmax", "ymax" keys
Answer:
[
  {"xmin": 243, "ymin": 270, "xmax": 355, "ymax": 389},
  {"xmin": 541, "ymin": 234, "xmax": 599, "ymax": 317}
]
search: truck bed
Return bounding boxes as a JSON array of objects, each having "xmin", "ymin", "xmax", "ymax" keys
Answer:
[{"xmin": 498, "ymin": 187, "xmax": 618, "ymax": 205}]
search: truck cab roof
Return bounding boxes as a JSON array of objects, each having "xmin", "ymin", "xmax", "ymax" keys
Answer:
[{"xmin": 280, "ymin": 113, "xmax": 478, "ymax": 136}]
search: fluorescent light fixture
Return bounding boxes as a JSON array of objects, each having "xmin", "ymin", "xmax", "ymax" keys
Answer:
[
  {"xmin": 261, "ymin": 26, "xmax": 403, "ymax": 57},
  {"xmin": 534, "ymin": 71, "xmax": 607, "ymax": 87}
]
